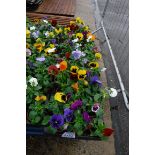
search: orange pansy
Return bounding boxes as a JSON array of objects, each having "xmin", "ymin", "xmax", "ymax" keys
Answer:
[
  {"xmin": 60, "ymin": 61, "xmax": 67, "ymax": 71},
  {"xmin": 72, "ymin": 82, "xmax": 79, "ymax": 92}
]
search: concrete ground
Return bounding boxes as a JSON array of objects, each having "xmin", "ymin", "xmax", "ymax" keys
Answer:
[{"xmin": 27, "ymin": 0, "xmax": 116, "ymax": 154}]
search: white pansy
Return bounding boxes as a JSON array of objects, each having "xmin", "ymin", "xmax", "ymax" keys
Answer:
[
  {"xmin": 82, "ymin": 58, "xmax": 88, "ymax": 64},
  {"xmin": 87, "ymin": 36, "xmax": 92, "ymax": 42},
  {"xmin": 81, "ymin": 52, "xmax": 86, "ymax": 57},
  {"xmin": 44, "ymin": 31, "xmax": 49, "ymax": 37},
  {"xmin": 26, "ymin": 48, "xmax": 31, "ymax": 56},
  {"xmin": 56, "ymin": 64, "xmax": 60, "ymax": 68},
  {"xmin": 43, "ymin": 19, "xmax": 48, "ymax": 23},
  {"xmin": 48, "ymin": 48, "xmax": 56, "ymax": 53},
  {"xmin": 109, "ymin": 88, "xmax": 118, "ymax": 97},
  {"xmin": 30, "ymin": 26, "xmax": 36, "ymax": 31},
  {"xmin": 75, "ymin": 43, "xmax": 82, "ymax": 48},
  {"xmin": 29, "ymin": 77, "xmax": 38, "ymax": 87},
  {"xmin": 72, "ymin": 38, "xmax": 79, "ymax": 43},
  {"xmin": 101, "ymin": 67, "xmax": 107, "ymax": 72}
]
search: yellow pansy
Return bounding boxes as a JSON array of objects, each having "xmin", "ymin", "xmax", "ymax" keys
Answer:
[
  {"xmin": 26, "ymin": 43, "xmax": 30, "ymax": 49},
  {"xmin": 55, "ymin": 28, "xmax": 62, "ymax": 34},
  {"xmin": 40, "ymin": 96, "xmax": 47, "ymax": 101},
  {"xmin": 26, "ymin": 29, "xmax": 30, "ymax": 38},
  {"xmin": 35, "ymin": 96, "xmax": 41, "ymax": 101},
  {"xmin": 34, "ymin": 42, "xmax": 45, "ymax": 52},
  {"xmin": 35, "ymin": 95, "xmax": 47, "ymax": 101},
  {"xmin": 70, "ymin": 66, "xmax": 79, "ymax": 75},
  {"xmin": 54, "ymin": 92, "xmax": 67, "ymax": 103},
  {"xmin": 50, "ymin": 44, "xmax": 55, "ymax": 48},
  {"xmin": 95, "ymin": 53, "xmax": 102, "ymax": 59},
  {"xmin": 64, "ymin": 27, "xmax": 70, "ymax": 32},
  {"xmin": 49, "ymin": 32, "xmax": 55, "ymax": 38},
  {"xmin": 78, "ymin": 70, "xmax": 87, "ymax": 80},
  {"xmin": 44, "ymin": 47, "xmax": 56, "ymax": 56},
  {"xmin": 76, "ymin": 17, "xmax": 84, "ymax": 25},
  {"xmin": 33, "ymin": 18, "xmax": 40, "ymax": 24},
  {"xmin": 84, "ymin": 26, "xmax": 89, "ymax": 31},
  {"xmin": 89, "ymin": 62, "xmax": 99, "ymax": 69},
  {"xmin": 70, "ymin": 21, "xmax": 75, "ymax": 25},
  {"xmin": 76, "ymin": 33, "xmax": 83, "ymax": 41}
]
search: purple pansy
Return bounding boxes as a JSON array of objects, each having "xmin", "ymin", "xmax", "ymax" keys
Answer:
[
  {"xmin": 66, "ymin": 93, "xmax": 72, "ymax": 100},
  {"xmin": 64, "ymin": 108, "xmax": 74, "ymax": 122},
  {"xmin": 32, "ymin": 31, "xmax": 39, "ymax": 39},
  {"xmin": 72, "ymin": 50, "xmax": 85, "ymax": 60},
  {"xmin": 83, "ymin": 112, "xmax": 91, "ymax": 122},
  {"xmin": 92, "ymin": 103, "xmax": 100, "ymax": 113},
  {"xmin": 70, "ymin": 100, "xmax": 82, "ymax": 110},
  {"xmin": 36, "ymin": 56, "xmax": 46, "ymax": 62},
  {"xmin": 26, "ymin": 61, "xmax": 35, "ymax": 69},
  {"xmin": 51, "ymin": 39, "xmax": 56, "ymax": 44},
  {"xmin": 49, "ymin": 114, "xmax": 64, "ymax": 129},
  {"xmin": 90, "ymin": 75, "xmax": 102, "ymax": 86}
]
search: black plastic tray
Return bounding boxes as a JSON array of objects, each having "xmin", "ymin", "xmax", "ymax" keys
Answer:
[{"xmin": 26, "ymin": 124, "xmax": 101, "ymax": 140}]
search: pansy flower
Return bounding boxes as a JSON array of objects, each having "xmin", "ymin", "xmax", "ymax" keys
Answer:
[
  {"xmin": 36, "ymin": 56, "xmax": 45, "ymax": 62},
  {"xmin": 70, "ymin": 66, "xmax": 79, "ymax": 75},
  {"xmin": 76, "ymin": 17, "xmax": 84, "ymax": 25},
  {"xmin": 49, "ymin": 114, "xmax": 64, "ymax": 129},
  {"xmin": 95, "ymin": 52, "xmax": 102, "ymax": 59},
  {"xmin": 78, "ymin": 70, "xmax": 87, "ymax": 80},
  {"xmin": 45, "ymin": 47, "xmax": 56, "ymax": 56},
  {"xmin": 87, "ymin": 33, "xmax": 96, "ymax": 41},
  {"xmin": 26, "ymin": 48, "xmax": 31, "ymax": 56},
  {"xmin": 91, "ymin": 103, "xmax": 100, "ymax": 113},
  {"xmin": 72, "ymin": 82, "xmax": 79, "ymax": 92},
  {"xmin": 44, "ymin": 44, "xmax": 56, "ymax": 56},
  {"xmin": 54, "ymin": 92, "xmax": 67, "ymax": 103},
  {"xmin": 26, "ymin": 29, "xmax": 30, "ymax": 38},
  {"xmin": 72, "ymin": 50, "xmax": 85, "ymax": 60},
  {"xmin": 48, "ymin": 65, "xmax": 59, "ymax": 75},
  {"xmin": 26, "ymin": 43, "xmax": 30, "ymax": 49},
  {"xmin": 32, "ymin": 31, "xmax": 39, "ymax": 39},
  {"xmin": 65, "ymin": 52, "xmax": 71, "ymax": 59},
  {"xmin": 70, "ymin": 21, "xmax": 76, "ymax": 25},
  {"xmin": 35, "ymin": 95, "xmax": 47, "ymax": 101},
  {"xmin": 34, "ymin": 42, "xmax": 45, "ymax": 52},
  {"xmin": 29, "ymin": 77, "xmax": 38, "ymax": 87},
  {"xmin": 59, "ymin": 61, "xmax": 67, "ymax": 71},
  {"xmin": 102, "ymin": 128, "xmax": 114, "ymax": 137},
  {"xmin": 70, "ymin": 100, "xmax": 82, "ymax": 110},
  {"xmin": 64, "ymin": 108, "xmax": 74, "ymax": 122},
  {"xmin": 55, "ymin": 28, "xmax": 62, "ymax": 34},
  {"xmin": 89, "ymin": 62, "xmax": 99, "ymax": 69},
  {"xmin": 51, "ymin": 19, "xmax": 57, "ymax": 26},
  {"xmin": 76, "ymin": 33, "xmax": 83, "ymax": 41},
  {"xmin": 83, "ymin": 112, "xmax": 91, "ymax": 122},
  {"xmin": 90, "ymin": 75, "xmax": 102, "ymax": 86}
]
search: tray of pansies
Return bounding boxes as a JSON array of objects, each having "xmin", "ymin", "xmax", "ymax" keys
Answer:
[{"xmin": 26, "ymin": 17, "xmax": 116, "ymax": 140}]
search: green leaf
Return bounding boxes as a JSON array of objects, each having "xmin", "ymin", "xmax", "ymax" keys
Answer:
[
  {"xmin": 29, "ymin": 111, "xmax": 37, "ymax": 119},
  {"xmin": 77, "ymin": 130, "xmax": 83, "ymax": 136},
  {"xmin": 47, "ymin": 126, "xmax": 57, "ymax": 135},
  {"xmin": 94, "ymin": 94, "xmax": 101, "ymax": 102},
  {"xmin": 35, "ymin": 116, "xmax": 41, "ymax": 123},
  {"xmin": 41, "ymin": 115, "xmax": 51, "ymax": 125}
]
